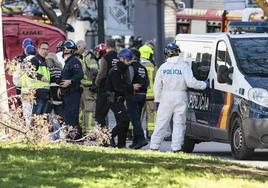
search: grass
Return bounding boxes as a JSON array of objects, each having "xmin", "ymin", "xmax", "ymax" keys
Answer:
[{"xmin": 0, "ymin": 142, "xmax": 268, "ymax": 188}]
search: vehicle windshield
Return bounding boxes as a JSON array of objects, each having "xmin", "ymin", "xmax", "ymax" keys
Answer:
[{"xmin": 231, "ymin": 37, "xmax": 268, "ymax": 76}]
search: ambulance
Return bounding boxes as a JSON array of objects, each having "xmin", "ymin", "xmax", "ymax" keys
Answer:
[{"xmin": 175, "ymin": 32, "xmax": 268, "ymax": 159}]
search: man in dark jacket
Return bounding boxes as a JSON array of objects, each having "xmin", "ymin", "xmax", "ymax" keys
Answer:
[
  {"xmin": 127, "ymin": 48, "xmax": 149, "ymax": 149},
  {"xmin": 60, "ymin": 40, "xmax": 84, "ymax": 140},
  {"xmin": 95, "ymin": 39, "xmax": 118, "ymax": 127},
  {"xmin": 106, "ymin": 48, "xmax": 141, "ymax": 148},
  {"xmin": 31, "ymin": 41, "xmax": 51, "ymax": 115}
]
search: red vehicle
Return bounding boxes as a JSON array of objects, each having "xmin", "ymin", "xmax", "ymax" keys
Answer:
[
  {"xmin": 2, "ymin": 14, "xmax": 66, "ymax": 97},
  {"xmin": 176, "ymin": 8, "xmax": 267, "ymax": 34}
]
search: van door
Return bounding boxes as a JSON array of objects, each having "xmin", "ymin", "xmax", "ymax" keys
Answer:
[
  {"xmin": 210, "ymin": 40, "xmax": 232, "ymax": 141},
  {"xmin": 188, "ymin": 52, "xmax": 212, "ymax": 139}
]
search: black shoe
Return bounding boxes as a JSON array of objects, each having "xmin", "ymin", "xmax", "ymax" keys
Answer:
[
  {"xmin": 117, "ymin": 145, "xmax": 126, "ymax": 149},
  {"xmin": 110, "ymin": 137, "xmax": 116, "ymax": 147},
  {"xmin": 172, "ymin": 150, "xmax": 182, "ymax": 153},
  {"xmin": 150, "ymin": 148, "xmax": 159, "ymax": 151},
  {"xmin": 129, "ymin": 143, "xmax": 136, "ymax": 149},
  {"xmin": 132, "ymin": 140, "xmax": 148, "ymax": 149}
]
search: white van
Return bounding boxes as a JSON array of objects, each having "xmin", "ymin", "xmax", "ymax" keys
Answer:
[{"xmin": 175, "ymin": 33, "xmax": 268, "ymax": 159}]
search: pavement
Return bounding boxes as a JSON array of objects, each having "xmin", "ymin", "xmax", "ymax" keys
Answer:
[
  {"xmin": 108, "ymin": 110, "xmax": 268, "ymax": 169},
  {"xmin": 130, "ymin": 141, "xmax": 268, "ymax": 169}
]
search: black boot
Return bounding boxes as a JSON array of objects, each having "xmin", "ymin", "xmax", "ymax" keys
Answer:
[
  {"xmin": 132, "ymin": 139, "xmax": 148, "ymax": 149},
  {"xmin": 110, "ymin": 137, "xmax": 116, "ymax": 147}
]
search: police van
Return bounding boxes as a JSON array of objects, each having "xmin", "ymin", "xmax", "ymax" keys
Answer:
[{"xmin": 175, "ymin": 33, "xmax": 268, "ymax": 159}]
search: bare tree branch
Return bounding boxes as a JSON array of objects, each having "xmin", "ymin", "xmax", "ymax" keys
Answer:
[
  {"xmin": 36, "ymin": 0, "xmax": 58, "ymax": 26},
  {"xmin": 65, "ymin": 0, "xmax": 76, "ymax": 18},
  {"xmin": 59, "ymin": 0, "xmax": 66, "ymax": 13}
]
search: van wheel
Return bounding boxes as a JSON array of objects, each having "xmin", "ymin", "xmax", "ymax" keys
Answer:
[
  {"xmin": 231, "ymin": 117, "xmax": 254, "ymax": 160},
  {"xmin": 182, "ymin": 136, "xmax": 195, "ymax": 153}
]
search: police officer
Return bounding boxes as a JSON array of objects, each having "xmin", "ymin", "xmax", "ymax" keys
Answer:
[
  {"xmin": 106, "ymin": 48, "xmax": 140, "ymax": 148},
  {"xmin": 127, "ymin": 48, "xmax": 149, "ymax": 149},
  {"xmin": 76, "ymin": 40, "xmax": 99, "ymax": 135},
  {"xmin": 60, "ymin": 40, "xmax": 84, "ymax": 140},
  {"xmin": 150, "ymin": 43, "xmax": 209, "ymax": 152}
]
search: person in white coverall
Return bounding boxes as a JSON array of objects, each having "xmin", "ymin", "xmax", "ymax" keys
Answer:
[{"xmin": 150, "ymin": 42, "xmax": 209, "ymax": 152}]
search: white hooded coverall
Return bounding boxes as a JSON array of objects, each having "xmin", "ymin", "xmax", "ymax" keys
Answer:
[{"xmin": 150, "ymin": 56, "xmax": 207, "ymax": 151}]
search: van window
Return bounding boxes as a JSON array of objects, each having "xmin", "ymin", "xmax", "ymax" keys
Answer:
[
  {"xmin": 191, "ymin": 52, "xmax": 211, "ymax": 81},
  {"xmin": 231, "ymin": 37, "xmax": 268, "ymax": 76},
  {"xmin": 216, "ymin": 41, "xmax": 232, "ymax": 72}
]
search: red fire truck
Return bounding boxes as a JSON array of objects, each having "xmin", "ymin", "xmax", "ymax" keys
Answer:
[{"xmin": 176, "ymin": 8, "xmax": 267, "ymax": 34}]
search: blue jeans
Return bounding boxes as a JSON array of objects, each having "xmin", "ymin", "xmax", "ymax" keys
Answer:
[
  {"xmin": 126, "ymin": 94, "xmax": 146, "ymax": 142},
  {"xmin": 32, "ymin": 98, "xmax": 49, "ymax": 115}
]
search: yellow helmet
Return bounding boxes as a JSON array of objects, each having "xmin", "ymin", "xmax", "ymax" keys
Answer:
[{"xmin": 139, "ymin": 44, "xmax": 154, "ymax": 60}]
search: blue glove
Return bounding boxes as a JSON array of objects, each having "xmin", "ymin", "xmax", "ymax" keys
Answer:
[
  {"xmin": 155, "ymin": 102, "xmax": 160, "ymax": 110},
  {"xmin": 205, "ymin": 79, "xmax": 210, "ymax": 88}
]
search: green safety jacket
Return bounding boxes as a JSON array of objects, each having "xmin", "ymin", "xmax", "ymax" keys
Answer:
[
  {"xmin": 19, "ymin": 57, "xmax": 50, "ymax": 93},
  {"xmin": 140, "ymin": 58, "xmax": 156, "ymax": 99},
  {"xmin": 79, "ymin": 52, "xmax": 98, "ymax": 87}
]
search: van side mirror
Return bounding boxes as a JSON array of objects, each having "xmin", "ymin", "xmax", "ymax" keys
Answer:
[{"xmin": 217, "ymin": 65, "xmax": 233, "ymax": 85}]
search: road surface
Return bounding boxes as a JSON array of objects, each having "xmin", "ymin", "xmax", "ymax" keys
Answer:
[{"xmin": 137, "ymin": 141, "xmax": 268, "ymax": 169}]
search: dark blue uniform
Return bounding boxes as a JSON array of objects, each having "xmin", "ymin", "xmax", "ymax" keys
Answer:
[
  {"xmin": 126, "ymin": 59, "xmax": 149, "ymax": 148},
  {"xmin": 106, "ymin": 62, "xmax": 133, "ymax": 148},
  {"xmin": 61, "ymin": 54, "xmax": 83, "ymax": 136}
]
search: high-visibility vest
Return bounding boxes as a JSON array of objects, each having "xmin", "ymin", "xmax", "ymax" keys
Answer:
[
  {"xmin": 141, "ymin": 58, "xmax": 155, "ymax": 99},
  {"xmin": 20, "ymin": 65, "xmax": 50, "ymax": 93},
  {"xmin": 80, "ymin": 53, "xmax": 98, "ymax": 87}
]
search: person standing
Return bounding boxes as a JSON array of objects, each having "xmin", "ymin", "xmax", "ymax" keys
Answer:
[
  {"xmin": 45, "ymin": 52, "xmax": 63, "ymax": 140},
  {"xmin": 95, "ymin": 39, "xmax": 117, "ymax": 127},
  {"xmin": 139, "ymin": 41, "xmax": 157, "ymax": 139},
  {"xmin": 30, "ymin": 41, "xmax": 51, "ymax": 115},
  {"xmin": 19, "ymin": 45, "xmax": 37, "ymax": 127},
  {"xmin": 127, "ymin": 48, "xmax": 149, "ymax": 149},
  {"xmin": 106, "ymin": 48, "xmax": 140, "ymax": 148},
  {"xmin": 17, "ymin": 38, "xmax": 35, "ymax": 62},
  {"xmin": 76, "ymin": 40, "xmax": 99, "ymax": 135},
  {"xmin": 60, "ymin": 40, "xmax": 84, "ymax": 140},
  {"xmin": 13, "ymin": 38, "xmax": 35, "ymax": 108},
  {"xmin": 46, "ymin": 53, "xmax": 63, "ymax": 117},
  {"xmin": 55, "ymin": 40, "xmax": 65, "ymax": 68},
  {"xmin": 150, "ymin": 43, "xmax": 208, "ymax": 152}
]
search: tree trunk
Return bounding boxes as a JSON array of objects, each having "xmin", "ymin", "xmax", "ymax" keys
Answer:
[{"xmin": 0, "ymin": 8, "xmax": 10, "ymax": 130}]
